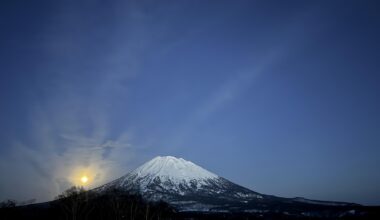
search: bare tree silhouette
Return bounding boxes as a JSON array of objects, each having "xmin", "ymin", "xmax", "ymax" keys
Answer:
[{"xmin": 55, "ymin": 186, "xmax": 94, "ymax": 220}]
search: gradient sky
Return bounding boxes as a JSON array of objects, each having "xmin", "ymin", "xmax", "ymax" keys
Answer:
[{"xmin": 0, "ymin": 0, "xmax": 379, "ymax": 205}]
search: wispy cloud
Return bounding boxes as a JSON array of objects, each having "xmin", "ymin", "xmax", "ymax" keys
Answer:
[
  {"xmin": 163, "ymin": 5, "xmax": 323, "ymax": 150},
  {"xmin": 0, "ymin": 104, "xmax": 135, "ymax": 202},
  {"xmin": 167, "ymin": 48, "xmax": 285, "ymax": 149},
  {"xmin": 0, "ymin": 5, "xmax": 150, "ymax": 202},
  {"xmin": 0, "ymin": 1, "xmax": 188, "ymax": 203}
]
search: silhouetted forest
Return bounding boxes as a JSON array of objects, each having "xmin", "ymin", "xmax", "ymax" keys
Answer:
[
  {"xmin": 1, "ymin": 187, "xmax": 380, "ymax": 220},
  {"xmin": 0, "ymin": 187, "xmax": 174, "ymax": 220}
]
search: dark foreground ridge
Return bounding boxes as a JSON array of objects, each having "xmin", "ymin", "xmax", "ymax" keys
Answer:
[{"xmin": 1, "ymin": 187, "xmax": 380, "ymax": 219}]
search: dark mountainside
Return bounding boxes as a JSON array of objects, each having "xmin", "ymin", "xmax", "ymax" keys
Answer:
[{"xmin": 1, "ymin": 156, "xmax": 379, "ymax": 220}]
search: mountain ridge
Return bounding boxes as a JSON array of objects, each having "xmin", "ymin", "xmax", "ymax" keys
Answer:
[{"xmin": 95, "ymin": 156, "xmax": 359, "ymax": 213}]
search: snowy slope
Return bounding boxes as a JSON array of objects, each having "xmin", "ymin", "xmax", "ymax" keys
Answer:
[
  {"xmin": 96, "ymin": 156, "xmax": 357, "ymax": 212},
  {"xmin": 132, "ymin": 156, "xmax": 218, "ymax": 183},
  {"xmin": 97, "ymin": 156, "xmax": 264, "ymax": 210}
]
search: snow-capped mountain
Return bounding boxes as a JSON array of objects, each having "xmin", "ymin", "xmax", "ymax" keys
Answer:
[
  {"xmin": 97, "ymin": 156, "xmax": 359, "ymax": 213},
  {"xmin": 97, "ymin": 156, "xmax": 265, "ymax": 211}
]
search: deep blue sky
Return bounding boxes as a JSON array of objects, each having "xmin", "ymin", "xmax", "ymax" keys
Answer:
[{"xmin": 0, "ymin": 0, "xmax": 379, "ymax": 205}]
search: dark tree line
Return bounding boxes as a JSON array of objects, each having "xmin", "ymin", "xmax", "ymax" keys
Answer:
[
  {"xmin": 2, "ymin": 188, "xmax": 380, "ymax": 220},
  {"xmin": 0, "ymin": 187, "xmax": 174, "ymax": 220}
]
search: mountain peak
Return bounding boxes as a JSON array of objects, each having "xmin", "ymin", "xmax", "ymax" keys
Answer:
[
  {"xmin": 97, "ymin": 156, "xmax": 360, "ymax": 214},
  {"xmin": 132, "ymin": 156, "xmax": 218, "ymax": 182},
  {"xmin": 98, "ymin": 155, "xmax": 264, "ymax": 210},
  {"xmin": 151, "ymin": 155, "xmax": 186, "ymax": 162}
]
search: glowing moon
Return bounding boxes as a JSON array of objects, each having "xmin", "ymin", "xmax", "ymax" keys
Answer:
[
  {"xmin": 70, "ymin": 167, "xmax": 96, "ymax": 186},
  {"xmin": 81, "ymin": 176, "xmax": 88, "ymax": 184}
]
